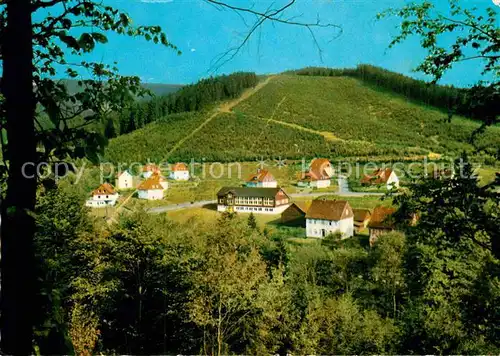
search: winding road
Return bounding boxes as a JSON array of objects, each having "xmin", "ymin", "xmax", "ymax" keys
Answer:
[{"xmin": 148, "ymin": 176, "xmax": 385, "ymax": 214}]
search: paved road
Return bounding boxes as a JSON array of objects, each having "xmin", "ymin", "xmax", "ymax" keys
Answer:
[
  {"xmin": 149, "ymin": 200, "xmax": 217, "ymax": 214},
  {"xmin": 148, "ymin": 176, "xmax": 385, "ymax": 214}
]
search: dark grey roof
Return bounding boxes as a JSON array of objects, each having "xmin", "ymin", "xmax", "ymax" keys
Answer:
[{"xmin": 217, "ymin": 186, "xmax": 286, "ymax": 198}]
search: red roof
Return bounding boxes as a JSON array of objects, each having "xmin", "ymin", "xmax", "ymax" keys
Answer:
[
  {"xmin": 138, "ymin": 175, "xmax": 164, "ymax": 190},
  {"xmin": 361, "ymin": 168, "xmax": 394, "ymax": 185},
  {"xmin": 353, "ymin": 209, "xmax": 371, "ymax": 223},
  {"xmin": 368, "ymin": 206, "xmax": 396, "ymax": 229},
  {"xmin": 172, "ymin": 162, "xmax": 188, "ymax": 172},
  {"xmin": 247, "ymin": 169, "xmax": 276, "ymax": 183},
  {"xmin": 301, "ymin": 158, "xmax": 332, "ymax": 181},
  {"xmin": 92, "ymin": 183, "xmax": 116, "ymax": 196},
  {"xmin": 143, "ymin": 164, "xmax": 161, "ymax": 173},
  {"xmin": 305, "ymin": 199, "xmax": 353, "ymax": 221}
]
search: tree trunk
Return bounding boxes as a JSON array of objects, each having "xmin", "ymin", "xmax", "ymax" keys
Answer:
[{"xmin": 0, "ymin": 0, "xmax": 37, "ymax": 354}]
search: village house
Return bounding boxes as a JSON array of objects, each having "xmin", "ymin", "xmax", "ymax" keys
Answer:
[
  {"xmin": 305, "ymin": 199, "xmax": 354, "ymax": 238},
  {"xmin": 246, "ymin": 169, "xmax": 278, "ymax": 188},
  {"xmin": 142, "ymin": 164, "xmax": 161, "ymax": 179},
  {"xmin": 353, "ymin": 208, "xmax": 371, "ymax": 232},
  {"xmin": 169, "ymin": 162, "xmax": 190, "ymax": 181},
  {"xmin": 281, "ymin": 201, "xmax": 311, "ymax": 227},
  {"xmin": 298, "ymin": 158, "xmax": 334, "ymax": 188},
  {"xmin": 137, "ymin": 174, "xmax": 168, "ymax": 200},
  {"xmin": 368, "ymin": 206, "xmax": 397, "ymax": 246},
  {"xmin": 361, "ymin": 168, "xmax": 399, "ymax": 189},
  {"xmin": 217, "ymin": 187, "xmax": 290, "ymax": 214},
  {"xmin": 116, "ymin": 170, "xmax": 135, "ymax": 190},
  {"xmin": 85, "ymin": 183, "xmax": 119, "ymax": 208}
]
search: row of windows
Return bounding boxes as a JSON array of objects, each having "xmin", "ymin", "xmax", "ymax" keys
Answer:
[
  {"xmin": 234, "ymin": 206, "xmax": 275, "ymax": 212},
  {"xmin": 307, "ymin": 219, "xmax": 338, "ymax": 226},
  {"xmin": 220, "ymin": 197, "xmax": 276, "ymax": 206}
]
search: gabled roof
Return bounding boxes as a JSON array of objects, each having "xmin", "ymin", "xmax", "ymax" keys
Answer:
[
  {"xmin": 217, "ymin": 186, "xmax": 288, "ymax": 199},
  {"xmin": 368, "ymin": 206, "xmax": 396, "ymax": 229},
  {"xmin": 285, "ymin": 201, "xmax": 312, "ymax": 215},
  {"xmin": 353, "ymin": 208, "xmax": 371, "ymax": 222},
  {"xmin": 143, "ymin": 164, "xmax": 161, "ymax": 173},
  {"xmin": 361, "ymin": 168, "xmax": 395, "ymax": 184},
  {"xmin": 305, "ymin": 199, "xmax": 353, "ymax": 221},
  {"xmin": 92, "ymin": 183, "xmax": 116, "ymax": 196},
  {"xmin": 172, "ymin": 162, "xmax": 188, "ymax": 171},
  {"xmin": 138, "ymin": 175, "xmax": 164, "ymax": 190},
  {"xmin": 247, "ymin": 169, "xmax": 276, "ymax": 183},
  {"xmin": 117, "ymin": 169, "xmax": 133, "ymax": 178},
  {"xmin": 301, "ymin": 158, "xmax": 332, "ymax": 181}
]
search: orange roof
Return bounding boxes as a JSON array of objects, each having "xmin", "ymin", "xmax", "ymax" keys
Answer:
[
  {"xmin": 247, "ymin": 169, "xmax": 276, "ymax": 183},
  {"xmin": 305, "ymin": 199, "xmax": 353, "ymax": 221},
  {"xmin": 138, "ymin": 175, "xmax": 164, "ymax": 190},
  {"xmin": 172, "ymin": 162, "xmax": 188, "ymax": 171},
  {"xmin": 361, "ymin": 168, "xmax": 394, "ymax": 185},
  {"xmin": 353, "ymin": 209, "xmax": 371, "ymax": 223},
  {"xmin": 368, "ymin": 206, "xmax": 396, "ymax": 229},
  {"xmin": 301, "ymin": 158, "xmax": 332, "ymax": 181},
  {"xmin": 143, "ymin": 164, "xmax": 160, "ymax": 173},
  {"xmin": 92, "ymin": 183, "xmax": 116, "ymax": 196}
]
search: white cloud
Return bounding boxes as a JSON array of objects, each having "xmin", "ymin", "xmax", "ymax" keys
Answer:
[{"xmin": 191, "ymin": 48, "xmax": 196, "ymax": 52}]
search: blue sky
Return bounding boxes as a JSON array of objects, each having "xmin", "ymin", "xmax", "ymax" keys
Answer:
[{"xmin": 62, "ymin": 0, "xmax": 498, "ymax": 86}]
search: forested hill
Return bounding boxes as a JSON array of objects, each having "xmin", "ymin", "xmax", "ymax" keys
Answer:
[
  {"xmin": 61, "ymin": 79, "xmax": 184, "ymax": 97},
  {"xmin": 286, "ymin": 65, "xmax": 497, "ymax": 123},
  {"xmin": 104, "ymin": 73, "xmax": 500, "ymax": 164}
]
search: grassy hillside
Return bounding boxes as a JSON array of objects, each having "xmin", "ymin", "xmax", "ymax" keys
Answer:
[{"xmin": 104, "ymin": 74, "xmax": 500, "ymax": 163}]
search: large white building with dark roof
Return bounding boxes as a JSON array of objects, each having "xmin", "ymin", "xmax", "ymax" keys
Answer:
[
  {"xmin": 306, "ymin": 199, "xmax": 354, "ymax": 238},
  {"xmin": 217, "ymin": 187, "xmax": 290, "ymax": 214}
]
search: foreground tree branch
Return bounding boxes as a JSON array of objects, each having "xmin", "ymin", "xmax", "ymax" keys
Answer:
[{"xmin": 206, "ymin": 0, "xmax": 342, "ymax": 71}]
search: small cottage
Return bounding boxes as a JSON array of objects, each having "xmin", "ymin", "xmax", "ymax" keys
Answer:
[
  {"xmin": 217, "ymin": 187, "xmax": 290, "ymax": 214},
  {"xmin": 169, "ymin": 162, "xmax": 190, "ymax": 181},
  {"xmin": 361, "ymin": 168, "xmax": 399, "ymax": 190},
  {"xmin": 281, "ymin": 201, "xmax": 311, "ymax": 227},
  {"xmin": 142, "ymin": 164, "xmax": 161, "ymax": 179},
  {"xmin": 298, "ymin": 158, "xmax": 334, "ymax": 188},
  {"xmin": 116, "ymin": 170, "xmax": 135, "ymax": 190},
  {"xmin": 86, "ymin": 183, "xmax": 119, "ymax": 208},
  {"xmin": 353, "ymin": 208, "xmax": 371, "ymax": 232},
  {"xmin": 137, "ymin": 174, "xmax": 168, "ymax": 200},
  {"xmin": 368, "ymin": 206, "xmax": 396, "ymax": 246},
  {"xmin": 246, "ymin": 169, "xmax": 277, "ymax": 188},
  {"xmin": 305, "ymin": 199, "xmax": 354, "ymax": 238}
]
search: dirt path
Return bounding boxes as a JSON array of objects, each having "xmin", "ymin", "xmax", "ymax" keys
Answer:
[
  {"xmin": 241, "ymin": 95, "xmax": 340, "ymax": 142},
  {"xmin": 106, "ymin": 190, "xmax": 136, "ymax": 224},
  {"xmin": 263, "ymin": 117, "xmax": 340, "ymax": 141},
  {"xmin": 165, "ymin": 76, "xmax": 275, "ymax": 158}
]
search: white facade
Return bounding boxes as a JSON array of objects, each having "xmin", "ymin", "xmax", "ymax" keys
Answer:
[
  {"xmin": 217, "ymin": 203, "xmax": 290, "ymax": 215},
  {"xmin": 306, "ymin": 217, "xmax": 354, "ymax": 238},
  {"xmin": 386, "ymin": 172, "xmax": 399, "ymax": 189},
  {"xmin": 138, "ymin": 189, "xmax": 164, "ymax": 200},
  {"xmin": 117, "ymin": 171, "xmax": 134, "ymax": 190},
  {"xmin": 311, "ymin": 179, "xmax": 331, "ymax": 188},
  {"xmin": 160, "ymin": 180, "xmax": 169, "ymax": 190},
  {"xmin": 85, "ymin": 193, "xmax": 119, "ymax": 208},
  {"xmin": 142, "ymin": 171, "xmax": 154, "ymax": 179},
  {"xmin": 169, "ymin": 170, "xmax": 190, "ymax": 181}
]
